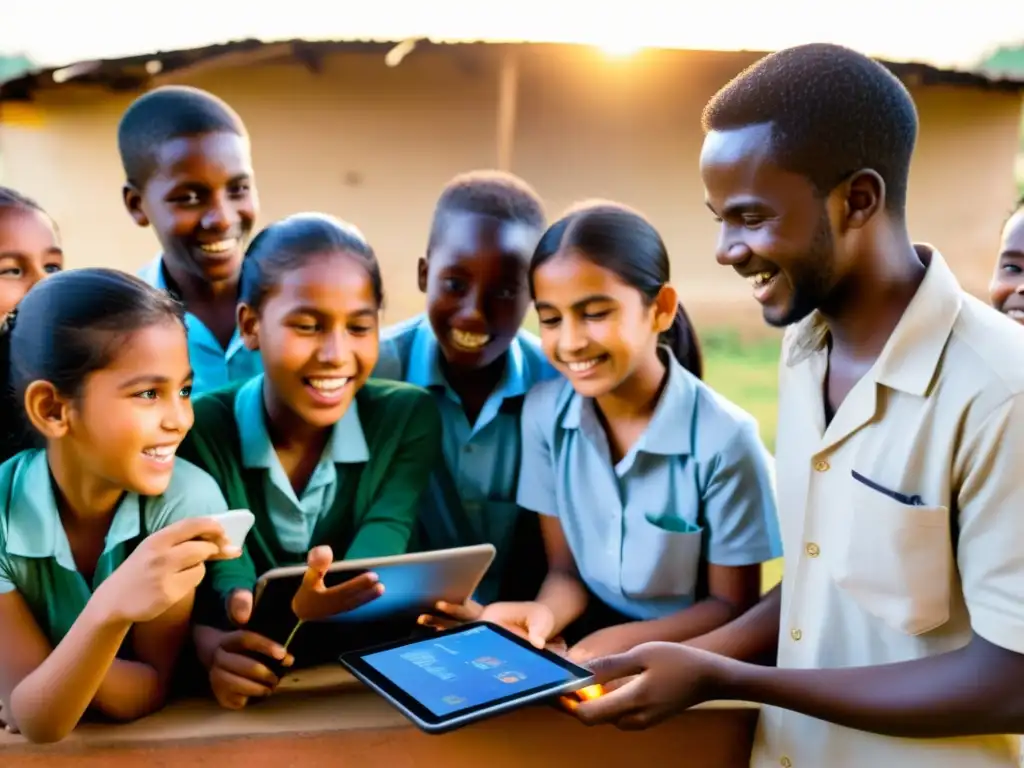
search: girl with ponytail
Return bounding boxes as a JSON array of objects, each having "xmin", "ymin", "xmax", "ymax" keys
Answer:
[{"xmin": 476, "ymin": 201, "xmax": 781, "ymax": 662}]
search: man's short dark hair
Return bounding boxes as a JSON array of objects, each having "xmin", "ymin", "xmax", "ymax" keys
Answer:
[
  {"xmin": 428, "ymin": 170, "xmax": 546, "ymax": 252},
  {"xmin": 702, "ymin": 43, "xmax": 919, "ymax": 214},
  {"xmin": 117, "ymin": 85, "xmax": 248, "ymax": 187}
]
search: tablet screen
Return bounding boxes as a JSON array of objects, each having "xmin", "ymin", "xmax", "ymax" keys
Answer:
[{"xmin": 362, "ymin": 624, "xmax": 580, "ymax": 717}]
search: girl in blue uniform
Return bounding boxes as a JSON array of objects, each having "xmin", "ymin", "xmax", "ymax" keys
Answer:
[{"xmin": 481, "ymin": 201, "xmax": 782, "ymax": 661}]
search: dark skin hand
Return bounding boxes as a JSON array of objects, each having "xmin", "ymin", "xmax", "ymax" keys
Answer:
[
  {"xmin": 574, "ymin": 621, "xmax": 1024, "ymax": 738},
  {"xmin": 197, "ymin": 546, "xmax": 384, "ymax": 710}
]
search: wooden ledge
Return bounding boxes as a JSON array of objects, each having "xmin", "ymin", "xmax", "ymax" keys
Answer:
[{"xmin": 1, "ymin": 666, "xmax": 759, "ymax": 767}]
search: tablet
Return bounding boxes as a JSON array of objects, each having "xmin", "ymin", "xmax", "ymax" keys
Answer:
[
  {"xmin": 248, "ymin": 545, "xmax": 496, "ymax": 643},
  {"xmin": 339, "ymin": 621, "xmax": 595, "ymax": 734}
]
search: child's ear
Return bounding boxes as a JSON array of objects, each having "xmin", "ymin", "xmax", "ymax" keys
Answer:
[
  {"xmin": 123, "ymin": 183, "xmax": 149, "ymax": 228},
  {"xmin": 653, "ymin": 284, "xmax": 678, "ymax": 334},
  {"xmin": 237, "ymin": 303, "xmax": 260, "ymax": 351},
  {"xmin": 23, "ymin": 381, "xmax": 70, "ymax": 440},
  {"xmin": 417, "ymin": 256, "xmax": 428, "ymax": 293}
]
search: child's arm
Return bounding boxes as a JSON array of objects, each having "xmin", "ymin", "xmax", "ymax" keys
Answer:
[
  {"xmin": 478, "ymin": 516, "xmax": 590, "ymax": 647},
  {"xmin": 531, "ymin": 516, "xmax": 590, "ymax": 633},
  {"xmin": 345, "ymin": 391, "xmax": 443, "ymax": 559},
  {"xmin": 479, "ymin": 384, "xmax": 589, "ymax": 645},
  {"xmin": 0, "ymin": 590, "xmax": 132, "ymax": 743},
  {"xmin": 568, "ymin": 566, "xmax": 761, "ymax": 661},
  {"xmin": 0, "ymin": 517, "xmax": 232, "ymax": 743},
  {"xmin": 570, "ymin": 418, "xmax": 779, "ymax": 660},
  {"xmin": 88, "ymin": 594, "xmax": 196, "ymax": 721}
]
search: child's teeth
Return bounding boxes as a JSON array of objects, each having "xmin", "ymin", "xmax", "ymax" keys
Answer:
[
  {"xmin": 567, "ymin": 359, "xmax": 601, "ymax": 373},
  {"xmin": 451, "ymin": 330, "xmax": 490, "ymax": 349},
  {"xmin": 308, "ymin": 378, "xmax": 349, "ymax": 392},
  {"xmin": 143, "ymin": 446, "xmax": 176, "ymax": 462},
  {"xmin": 199, "ymin": 239, "xmax": 237, "ymax": 254}
]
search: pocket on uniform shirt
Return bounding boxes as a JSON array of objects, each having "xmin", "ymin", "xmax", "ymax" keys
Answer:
[
  {"xmin": 619, "ymin": 511, "xmax": 703, "ymax": 599},
  {"xmin": 826, "ymin": 476, "xmax": 952, "ymax": 636}
]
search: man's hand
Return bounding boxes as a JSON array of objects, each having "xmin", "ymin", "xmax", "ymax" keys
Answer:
[{"xmin": 572, "ymin": 642, "xmax": 729, "ymax": 730}]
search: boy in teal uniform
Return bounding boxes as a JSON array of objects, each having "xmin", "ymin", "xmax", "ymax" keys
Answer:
[
  {"xmin": 374, "ymin": 170, "xmax": 556, "ymax": 605},
  {"xmin": 120, "ymin": 85, "xmax": 263, "ymax": 396}
]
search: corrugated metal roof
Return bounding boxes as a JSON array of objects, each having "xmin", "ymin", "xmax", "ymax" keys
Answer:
[{"xmin": 2, "ymin": 37, "xmax": 1023, "ymax": 100}]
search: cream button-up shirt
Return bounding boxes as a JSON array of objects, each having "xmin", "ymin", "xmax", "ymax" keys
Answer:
[{"xmin": 752, "ymin": 247, "xmax": 1024, "ymax": 768}]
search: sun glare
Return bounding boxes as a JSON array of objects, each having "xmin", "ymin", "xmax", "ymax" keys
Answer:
[{"xmin": 598, "ymin": 40, "xmax": 644, "ymax": 58}]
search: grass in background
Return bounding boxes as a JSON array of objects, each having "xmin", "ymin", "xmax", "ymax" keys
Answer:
[{"xmin": 702, "ymin": 329, "xmax": 783, "ymax": 590}]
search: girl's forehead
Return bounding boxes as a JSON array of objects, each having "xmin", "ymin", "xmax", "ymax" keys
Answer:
[
  {"xmin": 0, "ymin": 206, "xmax": 57, "ymax": 245},
  {"xmin": 534, "ymin": 251, "xmax": 635, "ymax": 296},
  {"xmin": 273, "ymin": 251, "xmax": 372, "ymax": 289},
  {"xmin": 263, "ymin": 253, "xmax": 378, "ymax": 310}
]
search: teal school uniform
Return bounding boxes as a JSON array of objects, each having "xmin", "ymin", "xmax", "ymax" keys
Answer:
[
  {"xmin": 518, "ymin": 352, "xmax": 783, "ymax": 622},
  {"xmin": 373, "ymin": 313, "xmax": 560, "ymax": 603},
  {"xmin": 0, "ymin": 449, "xmax": 229, "ymax": 646},
  {"xmin": 138, "ymin": 256, "xmax": 263, "ymax": 396}
]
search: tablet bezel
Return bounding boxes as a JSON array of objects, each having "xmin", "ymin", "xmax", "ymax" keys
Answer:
[
  {"xmin": 246, "ymin": 544, "xmax": 497, "ymax": 645},
  {"xmin": 339, "ymin": 621, "xmax": 595, "ymax": 733}
]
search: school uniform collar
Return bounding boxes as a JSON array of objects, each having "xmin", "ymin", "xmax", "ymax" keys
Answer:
[
  {"xmin": 406, "ymin": 313, "xmax": 531, "ymax": 401},
  {"xmin": 785, "ymin": 245, "xmax": 962, "ymax": 397},
  {"xmin": 137, "ymin": 255, "xmax": 250, "ymax": 360},
  {"xmin": 5, "ymin": 450, "xmax": 142, "ymax": 570},
  {"xmin": 560, "ymin": 348, "xmax": 696, "ymax": 456},
  {"xmin": 137, "ymin": 255, "xmax": 172, "ymax": 296},
  {"xmin": 234, "ymin": 374, "xmax": 369, "ymax": 469}
]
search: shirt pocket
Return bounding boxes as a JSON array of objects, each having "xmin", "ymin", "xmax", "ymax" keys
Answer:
[
  {"xmin": 825, "ymin": 476, "xmax": 952, "ymax": 636},
  {"xmin": 620, "ymin": 510, "xmax": 703, "ymax": 600}
]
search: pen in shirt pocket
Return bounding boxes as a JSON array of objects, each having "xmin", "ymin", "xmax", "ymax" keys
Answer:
[{"xmin": 851, "ymin": 470, "xmax": 925, "ymax": 506}]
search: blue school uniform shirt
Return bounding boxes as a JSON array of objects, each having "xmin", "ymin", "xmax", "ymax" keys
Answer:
[
  {"xmin": 518, "ymin": 352, "xmax": 783, "ymax": 621},
  {"xmin": 373, "ymin": 314, "xmax": 559, "ymax": 602},
  {"xmin": 138, "ymin": 256, "xmax": 263, "ymax": 397}
]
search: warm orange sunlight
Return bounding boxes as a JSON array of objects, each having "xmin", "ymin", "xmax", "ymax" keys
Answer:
[{"xmin": 598, "ymin": 40, "xmax": 644, "ymax": 58}]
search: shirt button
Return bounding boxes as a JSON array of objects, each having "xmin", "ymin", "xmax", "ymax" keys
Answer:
[
  {"xmin": 790, "ymin": 628, "xmax": 802, "ymax": 641},
  {"xmin": 813, "ymin": 459, "xmax": 830, "ymax": 472},
  {"xmin": 805, "ymin": 542, "xmax": 820, "ymax": 557},
  {"xmin": 780, "ymin": 757, "xmax": 793, "ymax": 768}
]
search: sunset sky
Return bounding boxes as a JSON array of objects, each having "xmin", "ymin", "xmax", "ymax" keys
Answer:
[{"xmin": 2, "ymin": 0, "xmax": 1022, "ymax": 70}]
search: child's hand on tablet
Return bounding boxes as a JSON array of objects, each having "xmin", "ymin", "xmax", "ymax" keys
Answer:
[
  {"xmin": 290, "ymin": 546, "xmax": 385, "ymax": 622},
  {"xmin": 478, "ymin": 601, "xmax": 555, "ymax": 649},
  {"xmin": 195, "ymin": 589, "xmax": 295, "ymax": 711},
  {"xmin": 418, "ymin": 598, "xmax": 484, "ymax": 631},
  {"xmin": 207, "ymin": 626, "xmax": 295, "ymax": 710}
]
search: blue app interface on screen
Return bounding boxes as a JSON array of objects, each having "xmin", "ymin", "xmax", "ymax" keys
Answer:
[{"xmin": 363, "ymin": 625, "xmax": 574, "ymax": 716}]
